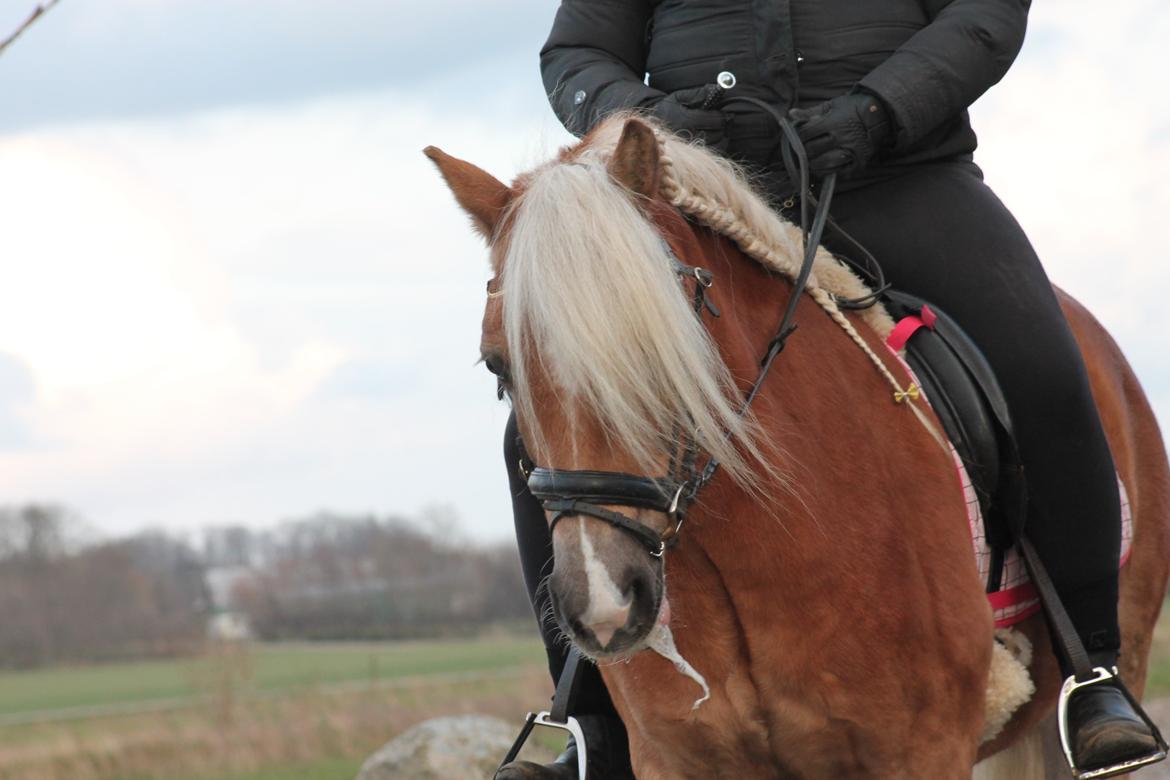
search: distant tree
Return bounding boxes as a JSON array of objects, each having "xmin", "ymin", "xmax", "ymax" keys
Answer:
[
  {"xmin": 233, "ymin": 512, "xmax": 530, "ymax": 641},
  {"xmin": 0, "ymin": 512, "xmax": 206, "ymax": 668},
  {"xmin": 0, "ymin": 503, "xmax": 80, "ymax": 562},
  {"xmin": 203, "ymin": 525, "xmax": 256, "ymax": 567},
  {"xmin": 0, "ymin": 505, "xmax": 532, "ymax": 666}
]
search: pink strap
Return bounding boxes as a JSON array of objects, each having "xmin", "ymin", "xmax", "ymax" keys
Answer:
[
  {"xmin": 986, "ymin": 582, "xmax": 1038, "ymax": 610},
  {"xmin": 920, "ymin": 304, "xmax": 938, "ymax": 329},
  {"xmin": 994, "ymin": 603, "xmax": 1042, "ymax": 628},
  {"xmin": 887, "ymin": 316, "xmax": 926, "ymax": 352}
]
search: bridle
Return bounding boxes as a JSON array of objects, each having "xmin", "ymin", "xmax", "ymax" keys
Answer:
[
  {"xmin": 518, "ymin": 252, "xmax": 721, "ymax": 558},
  {"xmin": 519, "ymin": 99, "xmax": 873, "ymax": 559}
]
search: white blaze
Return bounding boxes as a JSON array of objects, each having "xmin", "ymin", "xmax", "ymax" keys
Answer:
[{"xmin": 578, "ymin": 521, "xmax": 631, "ymax": 648}]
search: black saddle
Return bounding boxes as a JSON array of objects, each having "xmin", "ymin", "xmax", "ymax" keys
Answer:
[{"xmin": 882, "ymin": 290, "xmax": 1026, "ymax": 592}]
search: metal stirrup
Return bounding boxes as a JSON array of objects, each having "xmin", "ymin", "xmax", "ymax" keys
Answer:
[
  {"xmin": 1055, "ymin": 666, "xmax": 1168, "ymax": 779},
  {"xmin": 497, "ymin": 648, "xmax": 589, "ymax": 780}
]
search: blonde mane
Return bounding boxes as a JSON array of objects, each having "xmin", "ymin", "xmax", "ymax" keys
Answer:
[{"xmin": 502, "ymin": 115, "xmax": 901, "ymax": 487}]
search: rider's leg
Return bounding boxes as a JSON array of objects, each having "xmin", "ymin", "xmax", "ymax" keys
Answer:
[
  {"xmin": 823, "ymin": 160, "xmax": 1158, "ymax": 771},
  {"xmin": 498, "ymin": 412, "xmax": 633, "ymax": 779}
]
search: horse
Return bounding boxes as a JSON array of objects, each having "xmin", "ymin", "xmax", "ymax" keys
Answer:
[{"xmin": 424, "ymin": 115, "xmax": 1170, "ymax": 778}]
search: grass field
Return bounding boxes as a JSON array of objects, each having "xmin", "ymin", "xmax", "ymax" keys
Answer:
[
  {"xmin": 3, "ymin": 609, "xmax": 1170, "ymax": 780},
  {"xmin": 0, "ymin": 635, "xmax": 546, "ymax": 721},
  {"xmin": 0, "ymin": 634, "xmax": 552, "ymax": 780}
]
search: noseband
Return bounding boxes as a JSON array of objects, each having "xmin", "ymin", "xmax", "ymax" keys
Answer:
[
  {"xmin": 522, "ymin": 106, "xmax": 862, "ymax": 558},
  {"xmin": 527, "ymin": 467, "xmax": 689, "ymax": 558}
]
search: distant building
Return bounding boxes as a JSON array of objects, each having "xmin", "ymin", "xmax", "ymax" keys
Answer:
[
  {"xmin": 203, "ymin": 564, "xmax": 256, "ymax": 641},
  {"xmin": 207, "ymin": 611, "xmax": 252, "ymax": 641}
]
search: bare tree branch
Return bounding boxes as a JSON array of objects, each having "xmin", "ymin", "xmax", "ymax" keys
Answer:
[{"xmin": 0, "ymin": 0, "xmax": 60, "ymax": 58}]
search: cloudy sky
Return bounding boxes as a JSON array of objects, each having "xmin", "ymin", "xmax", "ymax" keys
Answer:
[{"xmin": 0, "ymin": 1, "xmax": 1167, "ymax": 542}]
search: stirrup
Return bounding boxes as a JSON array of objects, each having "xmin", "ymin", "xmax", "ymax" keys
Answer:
[
  {"xmin": 1057, "ymin": 666, "xmax": 1168, "ymax": 779},
  {"xmin": 498, "ymin": 710, "xmax": 587, "ymax": 780}
]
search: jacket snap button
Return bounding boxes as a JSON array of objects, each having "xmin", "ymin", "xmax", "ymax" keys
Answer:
[
  {"xmin": 716, "ymin": 71, "xmax": 737, "ymax": 89},
  {"xmin": 573, "ymin": 89, "xmax": 587, "ymax": 105}
]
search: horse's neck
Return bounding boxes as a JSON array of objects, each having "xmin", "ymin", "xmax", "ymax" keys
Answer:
[
  {"xmin": 605, "ymin": 217, "xmax": 994, "ymax": 775},
  {"xmin": 671, "ymin": 218, "xmax": 988, "ymax": 669}
]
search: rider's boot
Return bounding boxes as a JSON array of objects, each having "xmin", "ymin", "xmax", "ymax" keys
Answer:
[
  {"xmin": 1060, "ymin": 651, "xmax": 1166, "ymax": 778},
  {"xmin": 495, "ymin": 714, "xmax": 635, "ymax": 780}
]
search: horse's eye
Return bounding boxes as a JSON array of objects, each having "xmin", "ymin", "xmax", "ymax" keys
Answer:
[
  {"xmin": 483, "ymin": 353, "xmax": 512, "ymax": 402},
  {"xmin": 482, "ymin": 353, "xmax": 508, "ymax": 379},
  {"xmin": 482, "ymin": 353, "xmax": 512, "ymax": 399}
]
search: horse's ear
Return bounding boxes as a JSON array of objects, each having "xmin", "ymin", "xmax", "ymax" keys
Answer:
[
  {"xmin": 423, "ymin": 146, "xmax": 512, "ymax": 241},
  {"xmin": 608, "ymin": 118, "xmax": 661, "ymax": 200}
]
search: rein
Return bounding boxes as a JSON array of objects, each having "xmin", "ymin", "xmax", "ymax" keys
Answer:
[{"xmin": 523, "ymin": 106, "xmax": 842, "ymax": 558}]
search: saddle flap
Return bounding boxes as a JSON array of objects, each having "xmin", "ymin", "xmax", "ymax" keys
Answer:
[{"xmin": 883, "ymin": 290, "xmax": 1025, "ymax": 557}]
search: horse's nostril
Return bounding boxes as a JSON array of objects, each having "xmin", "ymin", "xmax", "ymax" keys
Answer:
[
  {"xmin": 621, "ymin": 569, "xmax": 656, "ymax": 611},
  {"xmin": 624, "ymin": 576, "xmax": 643, "ymax": 604},
  {"xmin": 569, "ymin": 617, "xmax": 589, "ymax": 638}
]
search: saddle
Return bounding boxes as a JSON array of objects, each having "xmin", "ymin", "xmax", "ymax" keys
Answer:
[{"xmin": 881, "ymin": 289, "xmax": 1027, "ymax": 595}]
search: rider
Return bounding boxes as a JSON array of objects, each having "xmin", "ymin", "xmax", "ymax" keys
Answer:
[{"xmin": 498, "ymin": 2, "xmax": 1163, "ymax": 778}]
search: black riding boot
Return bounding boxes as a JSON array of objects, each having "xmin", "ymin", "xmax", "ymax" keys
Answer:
[
  {"xmin": 495, "ymin": 714, "xmax": 636, "ymax": 780},
  {"xmin": 1060, "ymin": 651, "xmax": 1165, "ymax": 778}
]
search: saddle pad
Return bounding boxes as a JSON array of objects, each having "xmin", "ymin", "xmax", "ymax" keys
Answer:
[{"xmin": 953, "ymin": 446, "xmax": 1134, "ymax": 627}]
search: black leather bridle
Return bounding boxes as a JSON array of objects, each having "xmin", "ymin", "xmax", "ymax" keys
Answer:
[{"xmin": 520, "ymin": 103, "xmax": 859, "ymax": 559}]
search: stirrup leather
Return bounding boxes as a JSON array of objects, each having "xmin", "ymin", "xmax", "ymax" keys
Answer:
[
  {"xmin": 498, "ymin": 711, "xmax": 587, "ymax": 780},
  {"xmin": 1057, "ymin": 666, "xmax": 1168, "ymax": 779}
]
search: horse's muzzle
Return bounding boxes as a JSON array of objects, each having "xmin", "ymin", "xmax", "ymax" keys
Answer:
[{"xmin": 549, "ymin": 553, "xmax": 664, "ymax": 658}]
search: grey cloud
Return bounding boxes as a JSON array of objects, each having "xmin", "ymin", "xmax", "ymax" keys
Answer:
[{"xmin": 0, "ymin": 0, "xmax": 554, "ymax": 132}]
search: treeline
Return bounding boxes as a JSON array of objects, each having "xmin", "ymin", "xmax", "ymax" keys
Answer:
[
  {"xmin": 0, "ymin": 505, "xmax": 531, "ymax": 669},
  {"xmin": 0, "ymin": 506, "xmax": 205, "ymax": 668},
  {"xmin": 228, "ymin": 513, "xmax": 532, "ymax": 641}
]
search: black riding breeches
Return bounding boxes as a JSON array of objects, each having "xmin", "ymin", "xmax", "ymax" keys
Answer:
[{"xmin": 506, "ymin": 161, "xmax": 1122, "ymax": 714}]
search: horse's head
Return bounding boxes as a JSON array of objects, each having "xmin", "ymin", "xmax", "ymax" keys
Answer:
[{"xmin": 426, "ymin": 118, "xmax": 768, "ymax": 658}]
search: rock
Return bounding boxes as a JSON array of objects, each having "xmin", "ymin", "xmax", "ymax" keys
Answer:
[{"xmin": 356, "ymin": 715, "xmax": 518, "ymax": 780}]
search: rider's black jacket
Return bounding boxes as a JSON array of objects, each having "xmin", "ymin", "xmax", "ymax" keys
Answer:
[{"xmin": 540, "ymin": 0, "xmax": 1030, "ymax": 189}]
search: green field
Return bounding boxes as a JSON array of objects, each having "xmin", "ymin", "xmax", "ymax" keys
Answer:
[
  {"xmin": 0, "ymin": 635, "xmax": 552, "ymax": 780},
  {"xmin": 3, "ymin": 612, "xmax": 1170, "ymax": 780},
  {"xmin": 0, "ymin": 635, "xmax": 546, "ymax": 721}
]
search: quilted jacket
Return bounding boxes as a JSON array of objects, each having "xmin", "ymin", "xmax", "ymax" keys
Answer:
[{"xmin": 540, "ymin": 0, "xmax": 1030, "ymax": 188}]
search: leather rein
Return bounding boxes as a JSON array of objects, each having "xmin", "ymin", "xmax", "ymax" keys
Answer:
[{"xmin": 520, "ymin": 103, "xmax": 857, "ymax": 559}]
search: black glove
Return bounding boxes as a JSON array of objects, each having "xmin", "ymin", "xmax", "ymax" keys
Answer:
[
  {"xmin": 788, "ymin": 92, "xmax": 892, "ymax": 179},
  {"xmin": 652, "ymin": 85, "xmax": 728, "ymax": 149}
]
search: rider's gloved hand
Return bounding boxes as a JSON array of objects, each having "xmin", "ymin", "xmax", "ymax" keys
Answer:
[
  {"xmin": 652, "ymin": 85, "xmax": 728, "ymax": 149},
  {"xmin": 788, "ymin": 91, "xmax": 892, "ymax": 179}
]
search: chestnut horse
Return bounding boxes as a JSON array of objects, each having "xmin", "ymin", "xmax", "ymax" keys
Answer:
[{"xmin": 425, "ymin": 116, "xmax": 1170, "ymax": 778}]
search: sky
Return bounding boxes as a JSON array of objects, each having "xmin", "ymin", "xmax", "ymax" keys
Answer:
[{"xmin": 0, "ymin": 1, "xmax": 1167, "ymax": 543}]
